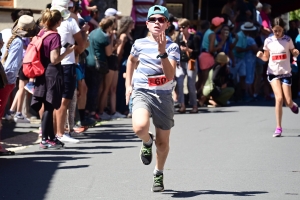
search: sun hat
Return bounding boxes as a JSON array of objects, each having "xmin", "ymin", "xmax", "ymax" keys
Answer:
[
  {"xmin": 51, "ymin": 0, "xmax": 70, "ymax": 20},
  {"xmin": 12, "ymin": 15, "xmax": 40, "ymax": 37},
  {"xmin": 215, "ymin": 52, "xmax": 229, "ymax": 64},
  {"xmin": 241, "ymin": 22, "xmax": 257, "ymax": 31},
  {"xmin": 211, "ymin": 17, "xmax": 224, "ymax": 27},
  {"xmin": 147, "ymin": 5, "xmax": 169, "ymax": 20},
  {"xmin": 105, "ymin": 8, "xmax": 122, "ymax": 17}
]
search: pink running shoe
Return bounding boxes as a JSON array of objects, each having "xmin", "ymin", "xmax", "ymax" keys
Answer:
[{"xmin": 273, "ymin": 128, "xmax": 282, "ymax": 137}]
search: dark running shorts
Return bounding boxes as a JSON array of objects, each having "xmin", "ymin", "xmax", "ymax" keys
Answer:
[
  {"xmin": 18, "ymin": 66, "xmax": 30, "ymax": 81},
  {"xmin": 62, "ymin": 64, "xmax": 77, "ymax": 99}
]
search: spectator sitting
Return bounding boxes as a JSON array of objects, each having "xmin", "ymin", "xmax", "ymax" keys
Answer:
[
  {"xmin": 198, "ymin": 17, "xmax": 226, "ymax": 104},
  {"xmin": 201, "ymin": 52, "xmax": 234, "ymax": 107}
]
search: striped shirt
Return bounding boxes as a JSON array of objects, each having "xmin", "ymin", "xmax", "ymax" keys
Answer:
[
  {"xmin": 133, "ymin": 0, "xmax": 165, "ymax": 25},
  {"xmin": 131, "ymin": 37, "xmax": 180, "ymax": 94}
]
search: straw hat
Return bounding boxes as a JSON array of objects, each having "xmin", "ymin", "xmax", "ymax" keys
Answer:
[
  {"xmin": 241, "ymin": 22, "xmax": 257, "ymax": 31},
  {"xmin": 215, "ymin": 52, "xmax": 229, "ymax": 64},
  {"xmin": 12, "ymin": 15, "xmax": 39, "ymax": 37}
]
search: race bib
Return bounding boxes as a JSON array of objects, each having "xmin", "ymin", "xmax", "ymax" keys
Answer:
[
  {"xmin": 272, "ymin": 53, "xmax": 287, "ymax": 61},
  {"xmin": 148, "ymin": 74, "xmax": 170, "ymax": 86}
]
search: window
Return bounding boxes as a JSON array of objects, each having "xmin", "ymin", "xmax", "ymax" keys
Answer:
[{"xmin": 0, "ymin": 0, "xmax": 14, "ymax": 7}]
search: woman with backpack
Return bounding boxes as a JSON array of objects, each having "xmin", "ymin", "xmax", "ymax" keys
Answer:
[
  {"xmin": 175, "ymin": 18, "xmax": 200, "ymax": 113},
  {"xmin": 0, "ymin": 15, "xmax": 39, "ymax": 155},
  {"xmin": 31, "ymin": 9, "xmax": 74, "ymax": 149}
]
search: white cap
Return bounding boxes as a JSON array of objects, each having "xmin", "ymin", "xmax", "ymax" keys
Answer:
[
  {"xmin": 104, "ymin": 8, "xmax": 122, "ymax": 16},
  {"xmin": 68, "ymin": 1, "xmax": 74, "ymax": 7},
  {"xmin": 51, "ymin": 0, "xmax": 70, "ymax": 8}
]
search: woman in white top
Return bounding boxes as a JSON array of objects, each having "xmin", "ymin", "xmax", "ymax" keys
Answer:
[{"xmin": 257, "ymin": 17, "xmax": 299, "ymax": 137}]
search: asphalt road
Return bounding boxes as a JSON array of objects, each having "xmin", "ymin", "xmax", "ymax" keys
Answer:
[{"xmin": 1, "ymin": 102, "xmax": 300, "ymax": 200}]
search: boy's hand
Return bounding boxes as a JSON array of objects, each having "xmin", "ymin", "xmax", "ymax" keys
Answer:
[
  {"xmin": 155, "ymin": 31, "xmax": 167, "ymax": 54},
  {"xmin": 125, "ymin": 86, "xmax": 132, "ymax": 105}
]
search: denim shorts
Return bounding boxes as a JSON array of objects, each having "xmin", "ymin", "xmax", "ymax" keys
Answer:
[
  {"xmin": 267, "ymin": 74, "xmax": 292, "ymax": 86},
  {"xmin": 83, "ymin": 16, "xmax": 92, "ymax": 23}
]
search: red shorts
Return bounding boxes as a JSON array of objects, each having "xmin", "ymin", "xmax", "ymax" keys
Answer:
[{"xmin": 0, "ymin": 84, "xmax": 15, "ymax": 119}]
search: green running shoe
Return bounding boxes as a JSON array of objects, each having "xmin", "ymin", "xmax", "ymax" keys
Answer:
[
  {"xmin": 140, "ymin": 133, "xmax": 153, "ymax": 165},
  {"xmin": 152, "ymin": 173, "xmax": 164, "ymax": 192}
]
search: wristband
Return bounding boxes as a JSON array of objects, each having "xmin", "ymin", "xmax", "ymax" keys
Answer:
[{"xmin": 157, "ymin": 52, "xmax": 168, "ymax": 59}]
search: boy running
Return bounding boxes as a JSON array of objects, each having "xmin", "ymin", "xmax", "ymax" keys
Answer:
[{"xmin": 125, "ymin": 5, "xmax": 180, "ymax": 192}]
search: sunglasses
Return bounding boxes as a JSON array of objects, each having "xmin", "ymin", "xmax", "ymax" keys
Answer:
[
  {"xmin": 179, "ymin": 26, "xmax": 186, "ymax": 29},
  {"xmin": 148, "ymin": 17, "xmax": 167, "ymax": 23}
]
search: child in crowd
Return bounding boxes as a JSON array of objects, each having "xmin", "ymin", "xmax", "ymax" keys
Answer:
[{"xmin": 80, "ymin": 0, "xmax": 98, "ymax": 27}]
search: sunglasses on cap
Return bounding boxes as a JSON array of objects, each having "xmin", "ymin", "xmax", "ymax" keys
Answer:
[{"xmin": 148, "ymin": 17, "xmax": 167, "ymax": 23}]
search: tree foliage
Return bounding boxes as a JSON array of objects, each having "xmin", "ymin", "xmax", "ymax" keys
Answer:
[{"xmin": 289, "ymin": 9, "xmax": 300, "ymax": 20}]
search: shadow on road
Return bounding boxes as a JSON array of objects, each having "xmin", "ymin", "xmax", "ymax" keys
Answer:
[
  {"xmin": 64, "ymin": 146, "xmax": 136, "ymax": 150},
  {"xmin": 163, "ymin": 189, "xmax": 268, "ymax": 198},
  {"xmin": 0, "ymin": 156, "xmax": 90, "ymax": 200}
]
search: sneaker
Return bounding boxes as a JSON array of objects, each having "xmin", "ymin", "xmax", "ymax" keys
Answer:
[
  {"xmin": 14, "ymin": 113, "xmax": 30, "ymax": 123},
  {"xmin": 111, "ymin": 111, "xmax": 126, "ymax": 119},
  {"xmin": 24, "ymin": 82, "xmax": 35, "ymax": 94},
  {"xmin": 90, "ymin": 113, "xmax": 101, "ymax": 122},
  {"xmin": 39, "ymin": 140, "xmax": 62, "ymax": 149},
  {"xmin": 100, "ymin": 112, "xmax": 111, "ymax": 121},
  {"xmin": 273, "ymin": 127, "xmax": 282, "ymax": 137},
  {"xmin": 73, "ymin": 125, "xmax": 88, "ymax": 134},
  {"xmin": 57, "ymin": 133, "xmax": 80, "ymax": 143},
  {"xmin": 54, "ymin": 137, "xmax": 65, "ymax": 147},
  {"xmin": 140, "ymin": 133, "xmax": 153, "ymax": 165},
  {"xmin": 152, "ymin": 173, "xmax": 164, "ymax": 192},
  {"xmin": 290, "ymin": 103, "xmax": 299, "ymax": 114},
  {"xmin": 5, "ymin": 111, "xmax": 15, "ymax": 121},
  {"xmin": 81, "ymin": 117, "xmax": 96, "ymax": 127}
]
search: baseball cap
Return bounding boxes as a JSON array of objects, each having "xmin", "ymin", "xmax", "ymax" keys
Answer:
[
  {"xmin": 105, "ymin": 8, "xmax": 122, "ymax": 16},
  {"xmin": 68, "ymin": 1, "xmax": 74, "ymax": 8},
  {"xmin": 211, "ymin": 17, "xmax": 224, "ymax": 27},
  {"xmin": 51, "ymin": 0, "xmax": 70, "ymax": 20},
  {"xmin": 51, "ymin": 0, "xmax": 69, "ymax": 8},
  {"xmin": 147, "ymin": 5, "xmax": 169, "ymax": 20}
]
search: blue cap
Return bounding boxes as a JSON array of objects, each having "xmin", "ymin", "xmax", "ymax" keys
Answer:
[{"xmin": 147, "ymin": 5, "xmax": 169, "ymax": 20}]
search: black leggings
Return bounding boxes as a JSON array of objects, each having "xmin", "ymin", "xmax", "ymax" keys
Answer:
[
  {"xmin": 32, "ymin": 98, "xmax": 55, "ymax": 141},
  {"xmin": 41, "ymin": 101, "xmax": 55, "ymax": 141}
]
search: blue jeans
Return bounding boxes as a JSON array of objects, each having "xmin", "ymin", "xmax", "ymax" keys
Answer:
[{"xmin": 175, "ymin": 62, "xmax": 198, "ymax": 106}]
